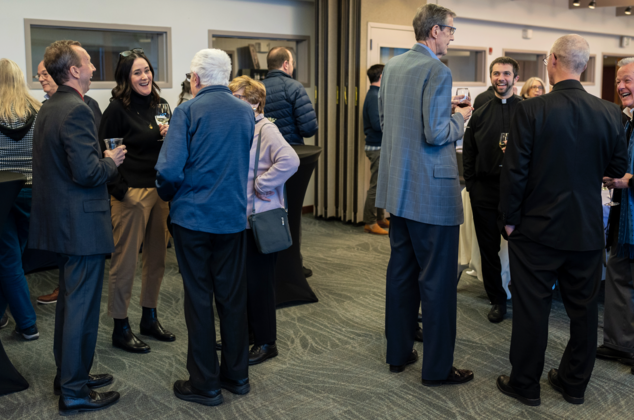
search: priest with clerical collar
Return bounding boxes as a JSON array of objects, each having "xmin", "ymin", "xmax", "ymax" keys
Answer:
[{"xmin": 462, "ymin": 56, "xmax": 521, "ymax": 324}]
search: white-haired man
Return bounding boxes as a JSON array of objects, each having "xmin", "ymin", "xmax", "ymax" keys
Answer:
[
  {"xmin": 155, "ymin": 49, "xmax": 255, "ymax": 406},
  {"xmin": 598, "ymin": 57, "xmax": 634, "ymax": 376},
  {"xmin": 497, "ymin": 34, "xmax": 627, "ymax": 406}
]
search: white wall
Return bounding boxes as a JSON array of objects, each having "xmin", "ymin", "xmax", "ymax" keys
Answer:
[
  {"xmin": 436, "ymin": 0, "xmax": 634, "ymax": 99},
  {"xmin": 0, "ymin": 0, "xmax": 316, "ymax": 205}
]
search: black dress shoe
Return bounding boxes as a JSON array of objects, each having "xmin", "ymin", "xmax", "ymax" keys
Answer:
[
  {"xmin": 596, "ymin": 344, "xmax": 634, "ymax": 365},
  {"xmin": 548, "ymin": 369, "xmax": 584, "ymax": 404},
  {"xmin": 389, "ymin": 349, "xmax": 418, "ymax": 373},
  {"xmin": 414, "ymin": 327, "xmax": 423, "ymax": 343},
  {"xmin": 303, "ymin": 267, "xmax": 313, "ymax": 278},
  {"xmin": 54, "ymin": 373, "xmax": 114, "ymax": 396},
  {"xmin": 220, "ymin": 377, "xmax": 250, "ymax": 395},
  {"xmin": 140, "ymin": 307, "xmax": 176, "ymax": 342},
  {"xmin": 112, "ymin": 318, "xmax": 150, "ymax": 353},
  {"xmin": 249, "ymin": 343, "xmax": 278, "ymax": 365},
  {"xmin": 58, "ymin": 390, "xmax": 120, "ymax": 416},
  {"xmin": 488, "ymin": 304, "xmax": 507, "ymax": 323},
  {"xmin": 173, "ymin": 380, "xmax": 223, "ymax": 406},
  {"xmin": 422, "ymin": 366, "xmax": 474, "ymax": 387},
  {"xmin": 495, "ymin": 375, "xmax": 540, "ymax": 406}
]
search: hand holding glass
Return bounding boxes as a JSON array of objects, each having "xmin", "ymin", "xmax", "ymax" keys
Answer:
[
  {"xmin": 155, "ymin": 104, "xmax": 171, "ymax": 141},
  {"xmin": 104, "ymin": 138, "xmax": 123, "ymax": 150},
  {"xmin": 499, "ymin": 133, "xmax": 508, "ymax": 166},
  {"xmin": 455, "ymin": 88, "xmax": 471, "ymax": 108}
]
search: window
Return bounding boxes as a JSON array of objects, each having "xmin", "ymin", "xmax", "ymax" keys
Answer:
[
  {"xmin": 25, "ymin": 19, "xmax": 172, "ymax": 89},
  {"xmin": 580, "ymin": 55, "xmax": 596, "ymax": 85},
  {"xmin": 503, "ymin": 50, "xmax": 547, "ymax": 82},
  {"xmin": 379, "ymin": 47, "xmax": 409, "ymax": 64},
  {"xmin": 209, "ymin": 30, "xmax": 311, "ymax": 88},
  {"xmin": 441, "ymin": 47, "xmax": 486, "ymax": 85}
]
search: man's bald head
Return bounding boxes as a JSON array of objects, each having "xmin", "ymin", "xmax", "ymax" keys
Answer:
[{"xmin": 550, "ymin": 34, "xmax": 590, "ymax": 75}]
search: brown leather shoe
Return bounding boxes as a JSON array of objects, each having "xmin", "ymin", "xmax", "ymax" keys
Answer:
[
  {"xmin": 364, "ymin": 224, "xmax": 388, "ymax": 235},
  {"xmin": 37, "ymin": 287, "xmax": 59, "ymax": 305},
  {"xmin": 422, "ymin": 367, "xmax": 474, "ymax": 387},
  {"xmin": 377, "ymin": 218, "xmax": 390, "ymax": 229}
]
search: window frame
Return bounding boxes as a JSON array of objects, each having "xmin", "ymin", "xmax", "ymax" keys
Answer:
[
  {"xmin": 208, "ymin": 29, "xmax": 311, "ymax": 88},
  {"xmin": 580, "ymin": 54, "xmax": 596, "ymax": 86},
  {"xmin": 502, "ymin": 49, "xmax": 548, "ymax": 83},
  {"xmin": 445, "ymin": 45, "xmax": 487, "ymax": 87},
  {"xmin": 24, "ymin": 18, "xmax": 172, "ymax": 90}
]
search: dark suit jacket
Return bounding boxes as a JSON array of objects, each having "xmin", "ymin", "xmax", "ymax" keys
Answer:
[
  {"xmin": 84, "ymin": 95, "xmax": 102, "ymax": 132},
  {"xmin": 499, "ymin": 80, "xmax": 628, "ymax": 251},
  {"xmin": 29, "ymin": 85, "xmax": 118, "ymax": 256}
]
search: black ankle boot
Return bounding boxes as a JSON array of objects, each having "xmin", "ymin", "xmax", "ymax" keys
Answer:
[
  {"xmin": 140, "ymin": 307, "xmax": 176, "ymax": 342},
  {"xmin": 112, "ymin": 318, "xmax": 150, "ymax": 353}
]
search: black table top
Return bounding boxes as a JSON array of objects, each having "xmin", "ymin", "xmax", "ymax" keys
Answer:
[
  {"xmin": 0, "ymin": 171, "xmax": 26, "ymax": 184},
  {"xmin": 291, "ymin": 145, "xmax": 322, "ymax": 160}
]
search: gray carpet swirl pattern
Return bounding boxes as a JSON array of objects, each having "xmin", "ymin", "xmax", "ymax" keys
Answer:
[{"xmin": 1, "ymin": 215, "xmax": 633, "ymax": 419}]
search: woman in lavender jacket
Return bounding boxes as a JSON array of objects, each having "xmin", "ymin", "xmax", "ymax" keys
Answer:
[{"xmin": 229, "ymin": 76, "xmax": 300, "ymax": 365}]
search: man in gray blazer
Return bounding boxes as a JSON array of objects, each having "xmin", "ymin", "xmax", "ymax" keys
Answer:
[
  {"xmin": 30, "ymin": 40, "xmax": 126, "ymax": 416},
  {"xmin": 377, "ymin": 4, "xmax": 474, "ymax": 386}
]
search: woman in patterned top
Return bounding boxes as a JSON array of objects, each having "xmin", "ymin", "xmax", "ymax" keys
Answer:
[{"xmin": 0, "ymin": 59, "xmax": 42, "ymax": 341}]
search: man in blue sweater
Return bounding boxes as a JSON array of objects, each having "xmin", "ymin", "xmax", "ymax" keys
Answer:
[{"xmin": 363, "ymin": 64, "xmax": 389, "ymax": 235}]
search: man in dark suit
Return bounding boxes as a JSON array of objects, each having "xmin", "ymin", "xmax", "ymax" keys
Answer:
[
  {"xmin": 496, "ymin": 34, "xmax": 628, "ymax": 406},
  {"xmin": 30, "ymin": 40, "xmax": 126, "ymax": 416},
  {"xmin": 34, "ymin": 59, "xmax": 103, "ymax": 305},
  {"xmin": 377, "ymin": 4, "xmax": 473, "ymax": 386}
]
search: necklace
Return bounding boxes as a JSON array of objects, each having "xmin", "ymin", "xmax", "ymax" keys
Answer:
[{"xmin": 137, "ymin": 111, "xmax": 153, "ymax": 130}]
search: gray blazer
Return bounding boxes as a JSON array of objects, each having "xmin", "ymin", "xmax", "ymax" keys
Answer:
[
  {"xmin": 376, "ymin": 44, "xmax": 464, "ymax": 226},
  {"xmin": 29, "ymin": 86, "xmax": 118, "ymax": 256}
]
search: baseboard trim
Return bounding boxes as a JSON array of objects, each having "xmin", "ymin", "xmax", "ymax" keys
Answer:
[{"xmin": 302, "ymin": 205, "xmax": 314, "ymax": 215}]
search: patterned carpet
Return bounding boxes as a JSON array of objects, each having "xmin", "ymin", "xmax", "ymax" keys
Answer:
[{"xmin": 1, "ymin": 215, "xmax": 633, "ymax": 419}]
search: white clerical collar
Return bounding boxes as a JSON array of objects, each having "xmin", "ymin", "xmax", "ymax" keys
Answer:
[
  {"xmin": 624, "ymin": 107, "xmax": 634, "ymax": 121},
  {"xmin": 44, "ymin": 93, "xmax": 50, "ymax": 101}
]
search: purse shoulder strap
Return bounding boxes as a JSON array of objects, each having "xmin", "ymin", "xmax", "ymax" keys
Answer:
[{"xmin": 252, "ymin": 122, "xmax": 288, "ymax": 214}]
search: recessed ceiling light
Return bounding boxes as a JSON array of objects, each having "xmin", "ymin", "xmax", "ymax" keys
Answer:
[
  {"xmin": 573, "ymin": 0, "xmax": 580, "ymax": 5},
  {"xmin": 588, "ymin": 1, "xmax": 596, "ymax": 9},
  {"xmin": 626, "ymin": 6, "xmax": 632, "ymax": 15}
]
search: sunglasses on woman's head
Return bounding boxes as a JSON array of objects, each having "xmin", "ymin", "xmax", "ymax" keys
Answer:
[{"xmin": 119, "ymin": 48, "xmax": 144, "ymax": 58}]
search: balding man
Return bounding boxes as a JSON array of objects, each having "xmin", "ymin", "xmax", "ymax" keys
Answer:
[
  {"xmin": 262, "ymin": 47, "xmax": 317, "ymax": 146},
  {"xmin": 496, "ymin": 35, "xmax": 627, "ymax": 406},
  {"xmin": 598, "ymin": 57, "xmax": 634, "ymax": 374}
]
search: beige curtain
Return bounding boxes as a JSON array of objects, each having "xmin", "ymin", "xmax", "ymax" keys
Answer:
[{"xmin": 314, "ymin": 0, "xmax": 363, "ymax": 222}]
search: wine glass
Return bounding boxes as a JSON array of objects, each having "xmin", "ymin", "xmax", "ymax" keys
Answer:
[
  {"xmin": 499, "ymin": 133, "xmax": 509, "ymax": 167},
  {"xmin": 455, "ymin": 88, "xmax": 471, "ymax": 107},
  {"xmin": 155, "ymin": 104, "xmax": 171, "ymax": 141}
]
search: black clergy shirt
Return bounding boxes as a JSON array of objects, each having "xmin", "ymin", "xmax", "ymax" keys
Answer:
[{"xmin": 463, "ymin": 94, "xmax": 522, "ymax": 209}]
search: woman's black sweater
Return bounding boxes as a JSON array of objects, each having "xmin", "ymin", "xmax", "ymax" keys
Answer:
[{"xmin": 99, "ymin": 90, "xmax": 167, "ymax": 200}]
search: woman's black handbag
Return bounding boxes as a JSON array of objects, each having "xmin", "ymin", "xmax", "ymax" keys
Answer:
[{"xmin": 248, "ymin": 123, "xmax": 293, "ymax": 254}]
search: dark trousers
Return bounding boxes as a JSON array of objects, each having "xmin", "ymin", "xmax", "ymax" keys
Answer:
[
  {"xmin": 470, "ymin": 204, "xmax": 507, "ymax": 304},
  {"xmin": 246, "ymin": 229, "xmax": 278, "ymax": 346},
  {"xmin": 508, "ymin": 231, "xmax": 602, "ymax": 399},
  {"xmin": 172, "ymin": 224, "xmax": 248, "ymax": 392},
  {"xmin": 0, "ymin": 189, "xmax": 36, "ymax": 330},
  {"xmin": 54, "ymin": 254, "xmax": 106, "ymax": 398},
  {"xmin": 363, "ymin": 150, "xmax": 385, "ymax": 225},
  {"xmin": 385, "ymin": 215, "xmax": 458, "ymax": 380},
  {"xmin": 603, "ymin": 236, "xmax": 634, "ymax": 352}
]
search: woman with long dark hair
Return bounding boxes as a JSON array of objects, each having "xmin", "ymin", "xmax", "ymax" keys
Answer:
[{"xmin": 99, "ymin": 49, "xmax": 174, "ymax": 354}]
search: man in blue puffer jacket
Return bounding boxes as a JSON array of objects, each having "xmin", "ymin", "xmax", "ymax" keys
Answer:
[{"xmin": 262, "ymin": 47, "xmax": 317, "ymax": 145}]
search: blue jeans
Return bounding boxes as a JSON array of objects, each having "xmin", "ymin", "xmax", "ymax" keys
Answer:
[{"xmin": 0, "ymin": 188, "xmax": 36, "ymax": 329}]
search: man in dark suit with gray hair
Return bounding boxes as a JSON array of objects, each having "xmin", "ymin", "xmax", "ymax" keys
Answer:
[
  {"xmin": 377, "ymin": 3, "xmax": 473, "ymax": 386},
  {"xmin": 30, "ymin": 40, "xmax": 126, "ymax": 415},
  {"xmin": 496, "ymin": 34, "xmax": 627, "ymax": 406}
]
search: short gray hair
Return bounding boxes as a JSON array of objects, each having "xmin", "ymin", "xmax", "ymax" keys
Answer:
[
  {"xmin": 618, "ymin": 57, "xmax": 634, "ymax": 67},
  {"xmin": 190, "ymin": 49, "xmax": 231, "ymax": 87},
  {"xmin": 413, "ymin": 4, "xmax": 456, "ymax": 42},
  {"xmin": 550, "ymin": 34, "xmax": 590, "ymax": 74}
]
